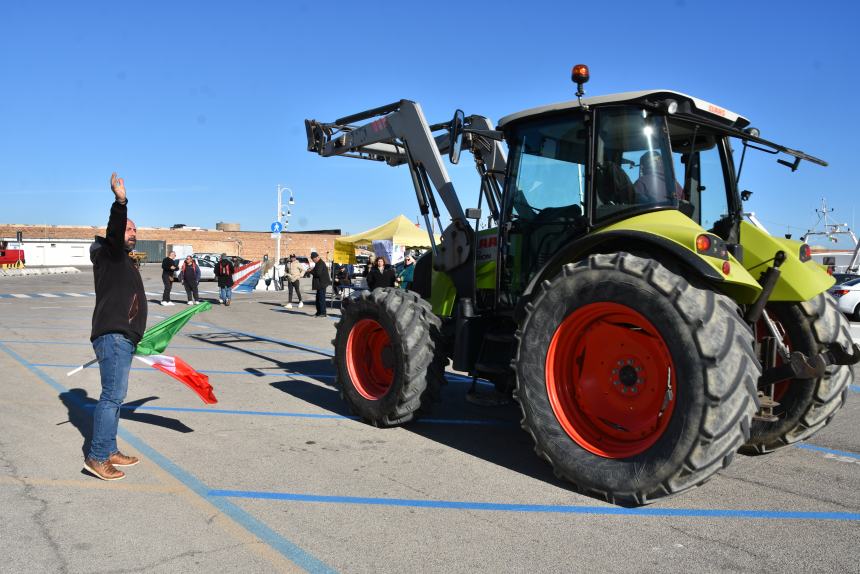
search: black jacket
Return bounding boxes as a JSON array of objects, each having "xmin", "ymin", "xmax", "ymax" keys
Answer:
[
  {"xmin": 214, "ymin": 259, "xmax": 235, "ymax": 288},
  {"xmin": 367, "ymin": 266, "xmax": 396, "ymax": 290},
  {"xmin": 311, "ymin": 260, "xmax": 331, "ymax": 290},
  {"xmin": 90, "ymin": 200, "xmax": 147, "ymax": 345},
  {"xmin": 181, "ymin": 260, "xmax": 201, "ymax": 286},
  {"xmin": 161, "ymin": 256, "xmax": 176, "ymax": 276}
]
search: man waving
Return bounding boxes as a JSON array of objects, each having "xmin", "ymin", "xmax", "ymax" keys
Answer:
[{"xmin": 84, "ymin": 172, "xmax": 146, "ymax": 481}]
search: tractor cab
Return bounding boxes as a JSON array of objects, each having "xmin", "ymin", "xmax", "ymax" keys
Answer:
[
  {"xmin": 493, "ymin": 71, "xmax": 827, "ymax": 309},
  {"xmin": 498, "ymin": 94, "xmax": 684, "ymax": 301}
]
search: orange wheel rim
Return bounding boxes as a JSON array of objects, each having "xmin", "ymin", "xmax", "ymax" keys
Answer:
[
  {"xmin": 545, "ymin": 302, "xmax": 677, "ymax": 458},
  {"xmin": 346, "ymin": 319, "xmax": 395, "ymax": 400}
]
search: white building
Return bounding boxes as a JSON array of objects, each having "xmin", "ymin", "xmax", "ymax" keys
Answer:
[{"xmin": 2, "ymin": 239, "xmax": 93, "ymax": 267}]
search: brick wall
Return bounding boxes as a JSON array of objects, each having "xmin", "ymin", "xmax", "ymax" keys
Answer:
[{"xmin": 0, "ymin": 224, "xmax": 341, "ymax": 262}]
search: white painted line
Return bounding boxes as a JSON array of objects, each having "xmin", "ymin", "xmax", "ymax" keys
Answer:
[
  {"xmin": 9, "ymin": 294, "xmax": 30, "ymax": 298},
  {"xmin": 64, "ymin": 293, "xmax": 86, "ymax": 297},
  {"xmin": 37, "ymin": 293, "xmax": 60, "ymax": 298},
  {"xmin": 31, "ymin": 306, "xmax": 61, "ymax": 309},
  {"xmin": 850, "ymin": 323, "xmax": 860, "ymax": 344}
]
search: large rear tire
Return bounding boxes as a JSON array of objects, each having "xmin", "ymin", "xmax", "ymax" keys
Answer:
[
  {"xmin": 741, "ymin": 293, "xmax": 854, "ymax": 454},
  {"xmin": 515, "ymin": 253, "xmax": 760, "ymax": 505},
  {"xmin": 334, "ymin": 288, "xmax": 445, "ymax": 426}
]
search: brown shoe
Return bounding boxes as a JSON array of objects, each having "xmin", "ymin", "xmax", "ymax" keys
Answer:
[
  {"xmin": 83, "ymin": 458, "xmax": 125, "ymax": 481},
  {"xmin": 109, "ymin": 451, "xmax": 140, "ymax": 467}
]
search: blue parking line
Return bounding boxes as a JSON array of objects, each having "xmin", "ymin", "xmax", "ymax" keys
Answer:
[
  {"xmin": 186, "ymin": 325, "xmax": 495, "ymax": 388},
  {"xmin": 33, "ymin": 362, "xmax": 489, "ymax": 388},
  {"xmin": 197, "ymin": 324, "xmax": 335, "ymax": 357},
  {"xmin": 0, "ymin": 339, "xmax": 315, "ymax": 356},
  {"xmin": 0, "ymin": 342, "xmax": 337, "ymax": 574},
  {"xmin": 206, "ymin": 489, "xmax": 860, "ymax": 521},
  {"xmin": 80, "ymin": 403, "xmax": 513, "ymax": 426},
  {"xmin": 795, "ymin": 443, "xmax": 860, "ymax": 459},
  {"xmin": 850, "ymin": 385, "xmax": 860, "ymax": 393},
  {"xmin": 34, "ymin": 363, "xmax": 336, "ymax": 378}
]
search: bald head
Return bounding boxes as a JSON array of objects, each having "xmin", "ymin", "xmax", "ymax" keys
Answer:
[{"xmin": 125, "ymin": 219, "xmax": 137, "ymax": 250}]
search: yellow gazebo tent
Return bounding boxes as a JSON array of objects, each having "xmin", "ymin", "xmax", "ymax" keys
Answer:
[{"xmin": 334, "ymin": 215, "xmax": 439, "ymax": 264}]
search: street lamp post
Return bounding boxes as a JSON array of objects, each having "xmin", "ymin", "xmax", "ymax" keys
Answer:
[{"xmin": 275, "ymin": 184, "xmax": 295, "ymax": 265}]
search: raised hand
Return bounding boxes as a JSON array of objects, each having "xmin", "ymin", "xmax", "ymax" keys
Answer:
[{"xmin": 110, "ymin": 172, "xmax": 127, "ymax": 203}]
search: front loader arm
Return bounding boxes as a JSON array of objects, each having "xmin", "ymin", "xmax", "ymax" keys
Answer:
[
  {"xmin": 306, "ymin": 100, "xmax": 510, "ymax": 373},
  {"xmin": 306, "ymin": 99, "xmax": 466, "ymax": 224}
]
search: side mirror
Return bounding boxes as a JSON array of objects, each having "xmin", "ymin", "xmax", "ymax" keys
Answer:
[{"xmin": 449, "ymin": 109, "xmax": 465, "ymax": 165}]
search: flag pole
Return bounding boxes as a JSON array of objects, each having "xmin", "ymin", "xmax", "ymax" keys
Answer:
[{"xmin": 67, "ymin": 358, "xmax": 98, "ymax": 377}]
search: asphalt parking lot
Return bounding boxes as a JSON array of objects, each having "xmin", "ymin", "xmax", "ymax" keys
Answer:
[{"xmin": 1, "ymin": 265, "xmax": 858, "ymax": 573}]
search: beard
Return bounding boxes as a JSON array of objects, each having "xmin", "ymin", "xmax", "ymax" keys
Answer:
[{"xmin": 125, "ymin": 238, "xmax": 136, "ymax": 251}]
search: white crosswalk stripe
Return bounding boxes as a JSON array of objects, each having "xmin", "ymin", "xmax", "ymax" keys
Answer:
[{"xmin": 0, "ymin": 289, "xmax": 243, "ymax": 300}]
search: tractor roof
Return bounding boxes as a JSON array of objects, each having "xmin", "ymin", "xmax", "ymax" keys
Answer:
[{"xmin": 497, "ymin": 90, "xmax": 750, "ymax": 130}]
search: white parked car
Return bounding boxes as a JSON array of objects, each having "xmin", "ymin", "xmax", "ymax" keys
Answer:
[
  {"xmin": 173, "ymin": 257, "xmax": 216, "ymax": 282},
  {"xmin": 829, "ymin": 277, "xmax": 860, "ymax": 321}
]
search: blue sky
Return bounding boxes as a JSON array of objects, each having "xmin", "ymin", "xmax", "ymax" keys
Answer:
[{"xmin": 0, "ymin": 0, "xmax": 857, "ymax": 244}]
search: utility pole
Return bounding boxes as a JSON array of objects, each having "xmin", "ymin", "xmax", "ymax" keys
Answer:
[{"xmin": 275, "ymin": 184, "xmax": 295, "ymax": 272}]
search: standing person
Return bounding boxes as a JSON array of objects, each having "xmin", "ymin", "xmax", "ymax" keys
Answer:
[
  {"xmin": 180, "ymin": 255, "xmax": 201, "ymax": 305},
  {"xmin": 283, "ymin": 254, "xmax": 304, "ymax": 309},
  {"xmin": 214, "ymin": 253, "xmax": 235, "ymax": 306},
  {"xmin": 84, "ymin": 172, "xmax": 145, "ymax": 481},
  {"xmin": 310, "ymin": 251, "xmax": 331, "ymax": 317},
  {"xmin": 397, "ymin": 253, "xmax": 416, "ymax": 291},
  {"xmin": 330, "ymin": 262, "xmax": 339, "ymax": 297},
  {"xmin": 367, "ymin": 256, "xmax": 396, "ymax": 290},
  {"xmin": 160, "ymin": 251, "xmax": 177, "ymax": 306},
  {"xmin": 331, "ymin": 262, "xmax": 348, "ymax": 298},
  {"xmin": 633, "ymin": 151, "xmax": 683, "ymax": 203}
]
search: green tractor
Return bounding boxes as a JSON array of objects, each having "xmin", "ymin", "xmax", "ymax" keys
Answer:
[{"xmin": 304, "ymin": 66, "xmax": 858, "ymax": 505}]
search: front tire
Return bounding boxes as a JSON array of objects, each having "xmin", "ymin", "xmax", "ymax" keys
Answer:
[
  {"xmin": 515, "ymin": 253, "xmax": 760, "ymax": 505},
  {"xmin": 334, "ymin": 288, "xmax": 445, "ymax": 426},
  {"xmin": 742, "ymin": 294, "xmax": 854, "ymax": 454}
]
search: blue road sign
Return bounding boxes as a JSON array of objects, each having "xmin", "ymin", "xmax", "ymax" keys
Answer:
[{"xmin": 271, "ymin": 221, "xmax": 283, "ymax": 234}]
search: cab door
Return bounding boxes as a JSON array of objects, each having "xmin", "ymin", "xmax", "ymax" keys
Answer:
[{"xmin": 499, "ymin": 113, "xmax": 589, "ymax": 307}]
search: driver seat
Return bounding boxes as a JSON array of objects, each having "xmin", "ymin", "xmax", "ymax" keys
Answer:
[{"xmin": 595, "ymin": 162, "xmax": 634, "ymax": 205}]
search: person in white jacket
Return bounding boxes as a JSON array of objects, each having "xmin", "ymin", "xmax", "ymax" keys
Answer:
[{"xmin": 283, "ymin": 254, "xmax": 304, "ymax": 308}]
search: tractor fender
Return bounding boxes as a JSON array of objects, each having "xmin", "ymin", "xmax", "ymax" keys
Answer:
[{"xmin": 515, "ymin": 229, "xmax": 743, "ymax": 322}]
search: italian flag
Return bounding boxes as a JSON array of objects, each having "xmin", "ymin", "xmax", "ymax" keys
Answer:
[
  {"xmin": 134, "ymin": 354, "xmax": 217, "ymax": 404},
  {"xmin": 67, "ymin": 301, "xmax": 218, "ymax": 404}
]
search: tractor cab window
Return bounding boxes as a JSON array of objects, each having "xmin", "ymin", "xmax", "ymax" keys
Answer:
[
  {"xmin": 668, "ymin": 122, "xmax": 732, "ymax": 235},
  {"xmin": 503, "ymin": 114, "xmax": 588, "ymax": 298},
  {"xmin": 594, "ymin": 108, "xmax": 678, "ymax": 222},
  {"xmin": 508, "ymin": 116, "xmax": 587, "ymax": 222}
]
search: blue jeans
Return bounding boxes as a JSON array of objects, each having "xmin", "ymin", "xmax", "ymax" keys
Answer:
[
  {"xmin": 315, "ymin": 287, "xmax": 327, "ymax": 316},
  {"xmin": 219, "ymin": 285, "xmax": 232, "ymax": 301},
  {"xmin": 88, "ymin": 333, "xmax": 134, "ymax": 461}
]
